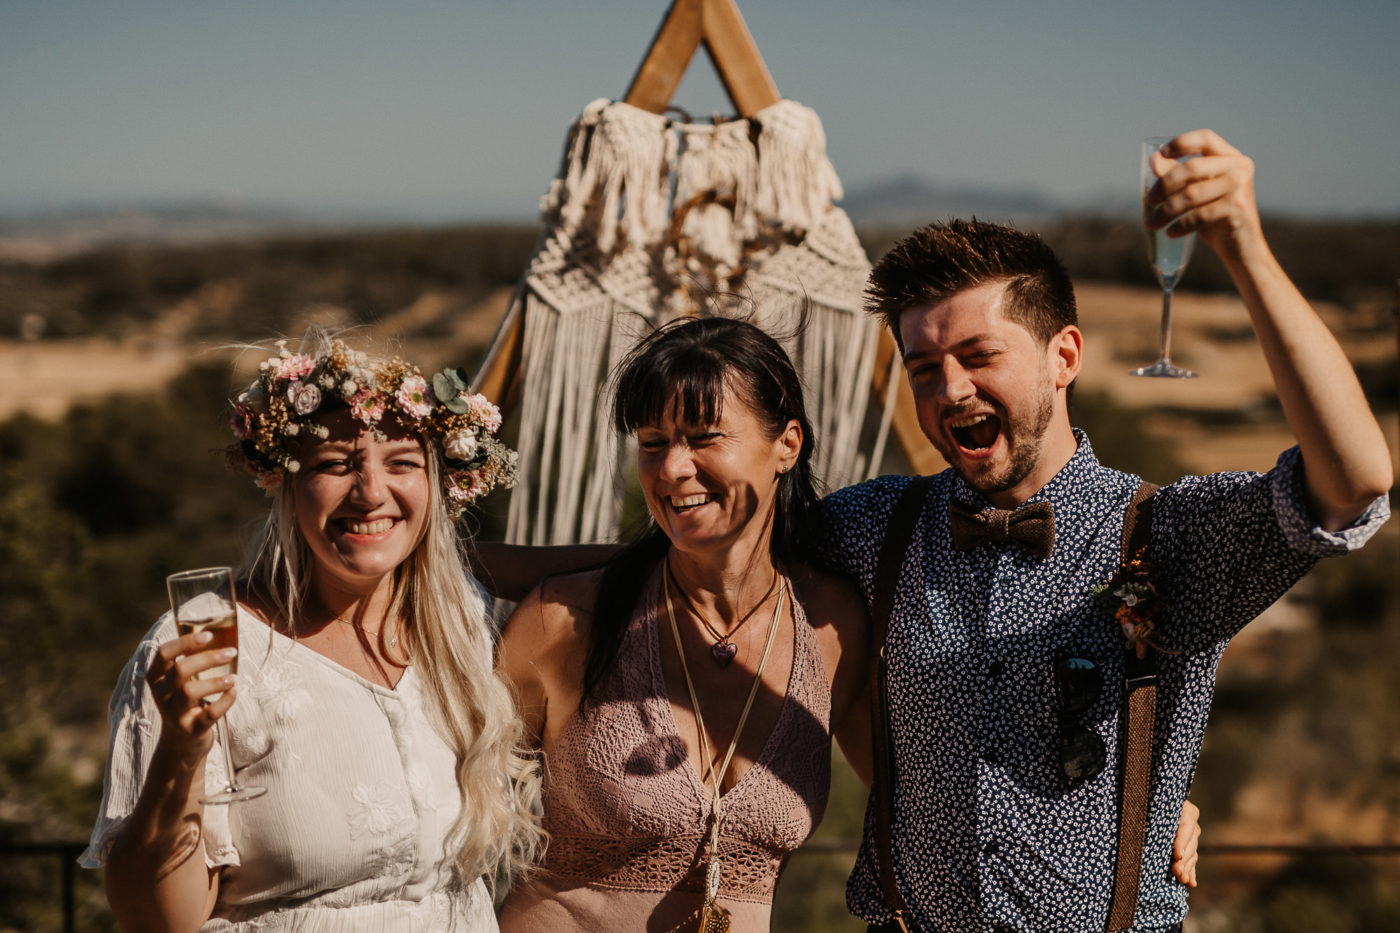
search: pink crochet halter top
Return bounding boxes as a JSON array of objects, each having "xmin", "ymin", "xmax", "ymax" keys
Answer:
[{"xmin": 499, "ymin": 575, "xmax": 832, "ymax": 932}]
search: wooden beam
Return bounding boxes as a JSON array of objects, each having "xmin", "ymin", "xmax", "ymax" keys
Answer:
[
  {"xmin": 624, "ymin": 0, "xmax": 704, "ymax": 114},
  {"xmin": 470, "ymin": 310, "xmax": 525, "ymax": 414},
  {"xmin": 624, "ymin": 0, "xmax": 779, "ymax": 117},
  {"xmin": 698, "ymin": 0, "xmax": 779, "ymax": 116}
]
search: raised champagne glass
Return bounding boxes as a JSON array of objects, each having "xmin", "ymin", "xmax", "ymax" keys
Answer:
[
  {"xmin": 1132, "ymin": 136, "xmax": 1198, "ymax": 378},
  {"xmin": 166, "ymin": 567, "xmax": 266, "ymax": 804}
]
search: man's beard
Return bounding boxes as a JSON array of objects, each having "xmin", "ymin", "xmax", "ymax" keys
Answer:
[{"xmin": 934, "ymin": 382, "xmax": 1055, "ymax": 497}]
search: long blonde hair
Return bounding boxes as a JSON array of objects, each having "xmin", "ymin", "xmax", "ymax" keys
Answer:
[{"xmin": 239, "ymin": 383, "xmax": 543, "ymax": 895}]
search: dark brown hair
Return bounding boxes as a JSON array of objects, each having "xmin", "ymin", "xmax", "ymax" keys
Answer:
[{"xmin": 866, "ymin": 218, "xmax": 1078, "ymax": 349}]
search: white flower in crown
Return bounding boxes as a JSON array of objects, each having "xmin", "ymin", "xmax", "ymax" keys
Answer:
[
  {"xmin": 287, "ymin": 380, "xmax": 322, "ymax": 416},
  {"xmin": 444, "ymin": 428, "xmax": 479, "ymax": 461}
]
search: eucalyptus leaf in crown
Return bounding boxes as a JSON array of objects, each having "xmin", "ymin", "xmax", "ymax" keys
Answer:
[{"xmin": 226, "ymin": 339, "xmax": 517, "ymax": 518}]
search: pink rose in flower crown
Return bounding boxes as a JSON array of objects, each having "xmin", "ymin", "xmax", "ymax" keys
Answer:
[
  {"xmin": 276, "ymin": 354, "xmax": 317, "ymax": 381},
  {"xmin": 396, "ymin": 375, "xmax": 434, "ymax": 420},
  {"xmin": 287, "ymin": 381, "xmax": 322, "ymax": 416},
  {"xmin": 351, "ymin": 389, "xmax": 386, "ymax": 424}
]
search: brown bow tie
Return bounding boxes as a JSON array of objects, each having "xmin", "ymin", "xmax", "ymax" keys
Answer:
[{"xmin": 949, "ymin": 500, "xmax": 1055, "ymax": 559}]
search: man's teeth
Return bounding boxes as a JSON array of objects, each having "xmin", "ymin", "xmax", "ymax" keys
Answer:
[
  {"xmin": 948, "ymin": 413, "xmax": 991, "ymax": 429},
  {"xmin": 671, "ymin": 494, "xmax": 711, "ymax": 509},
  {"xmin": 346, "ymin": 518, "xmax": 394, "ymax": 535}
]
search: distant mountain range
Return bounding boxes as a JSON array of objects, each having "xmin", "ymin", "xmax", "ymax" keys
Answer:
[
  {"xmin": 840, "ymin": 175, "xmax": 1073, "ymax": 228},
  {"xmin": 0, "ymin": 201, "xmax": 387, "ymax": 261},
  {"xmin": 0, "ymin": 180, "xmax": 1136, "ymax": 260}
]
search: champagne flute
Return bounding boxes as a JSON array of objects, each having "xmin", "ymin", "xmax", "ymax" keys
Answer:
[
  {"xmin": 166, "ymin": 567, "xmax": 266, "ymax": 804},
  {"xmin": 1132, "ymin": 135, "xmax": 1198, "ymax": 378}
]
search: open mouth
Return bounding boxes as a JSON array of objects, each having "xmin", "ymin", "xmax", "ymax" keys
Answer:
[
  {"xmin": 669, "ymin": 493, "xmax": 715, "ymax": 513},
  {"xmin": 949, "ymin": 413, "xmax": 1002, "ymax": 452},
  {"xmin": 342, "ymin": 518, "xmax": 396, "ymax": 535}
]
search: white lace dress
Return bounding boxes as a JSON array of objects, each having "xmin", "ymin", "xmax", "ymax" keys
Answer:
[{"xmin": 83, "ymin": 607, "xmax": 496, "ymax": 932}]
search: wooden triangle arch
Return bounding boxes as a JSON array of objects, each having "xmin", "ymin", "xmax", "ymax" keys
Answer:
[
  {"xmin": 623, "ymin": 0, "xmax": 779, "ymax": 117},
  {"xmin": 474, "ymin": 0, "xmax": 942, "ymax": 475}
]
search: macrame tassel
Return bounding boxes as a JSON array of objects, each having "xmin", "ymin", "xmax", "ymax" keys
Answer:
[
  {"xmin": 752, "ymin": 99, "xmax": 844, "ymax": 234},
  {"xmin": 546, "ymin": 99, "xmax": 675, "ymax": 254}
]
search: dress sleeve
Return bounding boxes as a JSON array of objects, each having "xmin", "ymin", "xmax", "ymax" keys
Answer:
[{"xmin": 80, "ymin": 613, "xmax": 239, "ymax": 871}]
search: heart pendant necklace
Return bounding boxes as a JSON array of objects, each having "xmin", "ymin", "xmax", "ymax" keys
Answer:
[{"xmin": 666, "ymin": 561, "xmax": 780, "ymax": 668}]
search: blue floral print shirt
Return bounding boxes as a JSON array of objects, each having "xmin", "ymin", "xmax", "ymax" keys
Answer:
[{"xmin": 817, "ymin": 433, "xmax": 1389, "ymax": 932}]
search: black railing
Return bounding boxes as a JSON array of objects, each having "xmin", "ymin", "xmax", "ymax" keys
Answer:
[{"xmin": 1, "ymin": 842, "xmax": 87, "ymax": 933}]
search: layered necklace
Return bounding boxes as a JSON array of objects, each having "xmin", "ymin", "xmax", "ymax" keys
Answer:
[
  {"xmin": 662, "ymin": 557, "xmax": 787, "ymax": 933},
  {"xmin": 664, "ymin": 561, "xmax": 780, "ymax": 668}
]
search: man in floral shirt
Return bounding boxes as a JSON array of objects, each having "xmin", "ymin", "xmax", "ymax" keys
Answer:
[{"xmin": 824, "ymin": 130, "xmax": 1392, "ymax": 931}]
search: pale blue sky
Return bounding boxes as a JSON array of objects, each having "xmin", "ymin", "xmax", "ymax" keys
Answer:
[{"xmin": 3, "ymin": 1, "xmax": 1397, "ymax": 221}]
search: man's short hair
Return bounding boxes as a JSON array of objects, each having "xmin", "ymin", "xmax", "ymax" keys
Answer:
[{"xmin": 866, "ymin": 219, "xmax": 1078, "ymax": 349}]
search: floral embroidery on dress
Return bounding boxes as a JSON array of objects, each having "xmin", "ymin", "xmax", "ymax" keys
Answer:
[
  {"xmin": 370, "ymin": 836, "xmax": 419, "ymax": 879},
  {"xmin": 252, "ymin": 659, "xmax": 314, "ymax": 724},
  {"xmin": 348, "ymin": 782, "xmax": 411, "ymax": 838}
]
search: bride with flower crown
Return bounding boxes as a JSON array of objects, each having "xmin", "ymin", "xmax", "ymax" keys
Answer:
[{"xmin": 83, "ymin": 333, "xmax": 542, "ymax": 931}]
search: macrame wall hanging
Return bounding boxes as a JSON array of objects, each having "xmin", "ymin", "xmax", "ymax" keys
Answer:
[{"xmin": 473, "ymin": 0, "xmax": 917, "ymax": 548}]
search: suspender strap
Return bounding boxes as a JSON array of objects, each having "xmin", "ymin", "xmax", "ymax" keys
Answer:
[
  {"xmin": 1106, "ymin": 481, "xmax": 1159, "ymax": 931},
  {"xmin": 869, "ymin": 475, "xmax": 934, "ymax": 932}
]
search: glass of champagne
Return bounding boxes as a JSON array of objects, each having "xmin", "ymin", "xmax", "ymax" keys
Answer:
[
  {"xmin": 1132, "ymin": 135, "xmax": 1198, "ymax": 378},
  {"xmin": 166, "ymin": 566, "xmax": 266, "ymax": 804}
]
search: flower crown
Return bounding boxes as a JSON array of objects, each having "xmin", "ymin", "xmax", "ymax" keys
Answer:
[{"xmin": 227, "ymin": 339, "xmax": 517, "ymax": 518}]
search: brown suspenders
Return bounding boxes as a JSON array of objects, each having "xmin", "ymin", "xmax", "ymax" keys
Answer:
[{"xmin": 1106, "ymin": 481, "xmax": 1159, "ymax": 931}]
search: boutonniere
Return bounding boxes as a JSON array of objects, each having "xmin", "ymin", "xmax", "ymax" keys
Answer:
[{"xmin": 1091, "ymin": 552, "xmax": 1179, "ymax": 659}]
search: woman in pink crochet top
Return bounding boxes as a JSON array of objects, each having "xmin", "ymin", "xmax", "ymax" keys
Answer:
[{"xmin": 496, "ymin": 317, "xmax": 871, "ymax": 932}]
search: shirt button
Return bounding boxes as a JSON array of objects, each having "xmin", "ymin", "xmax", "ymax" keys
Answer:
[
  {"xmin": 984, "ymin": 750, "xmax": 1000, "ymax": 766},
  {"xmin": 989, "ymin": 661, "xmax": 1004, "ymax": 678},
  {"xmin": 982, "ymin": 841, "xmax": 999, "ymax": 857}
]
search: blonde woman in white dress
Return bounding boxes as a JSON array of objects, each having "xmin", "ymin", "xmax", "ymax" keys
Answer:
[{"xmin": 83, "ymin": 335, "xmax": 542, "ymax": 931}]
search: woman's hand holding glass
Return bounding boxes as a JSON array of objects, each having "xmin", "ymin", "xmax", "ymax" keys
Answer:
[
  {"xmin": 143, "ymin": 627, "xmax": 239, "ymax": 766},
  {"xmin": 162, "ymin": 566, "xmax": 265, "ymax": 803}
]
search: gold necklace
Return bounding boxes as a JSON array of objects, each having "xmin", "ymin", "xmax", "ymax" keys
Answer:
[
  {"xmin": 332, "ymin": 616, "xmax": 399, "ymax": 648},
  {"xmin": 665, "ymin": 562, "xmax": 780, "ymax": 668},
  {"xmin": 661, "ymin": 558, "xmax": 786, "ymax": 933}
]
